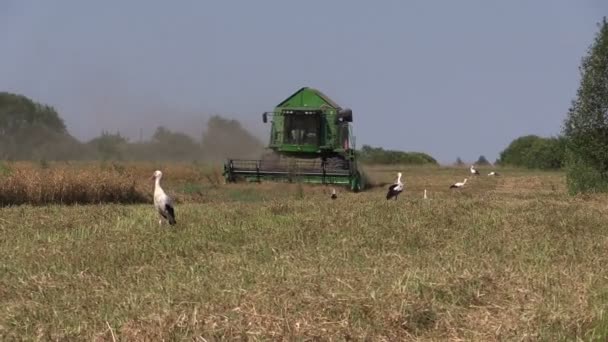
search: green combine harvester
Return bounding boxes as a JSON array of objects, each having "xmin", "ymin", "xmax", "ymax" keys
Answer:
[{"xmin": 223, "ymin": 87, "xmax": 365, "ymax": 191}]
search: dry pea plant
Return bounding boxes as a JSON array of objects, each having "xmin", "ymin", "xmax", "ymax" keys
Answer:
[{"xmin": 0, "ymin": 162, "xmax": 607, "ymax": 341}]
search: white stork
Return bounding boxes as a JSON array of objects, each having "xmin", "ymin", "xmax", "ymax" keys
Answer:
[
  {"xmin": 488, "ymin": 171, "xmax": 499, "ymax": 176},
  {"xmin": 331, "ymin": 188, "xmax": 337, "ymax": 200},
  {"xmin": 450, "ymin": 178, "xmax": 467, "ymax": 189},
  {"xmin": 386, "ymin": 172, "xmax": 404, "ymax": 200},
  {"xmin": 151, "ymin": 170, "xmax": 176, "ymax": 226},
  {"xmin": 470, "ymin": 165, "xmax": 480, "ymax": 175}
]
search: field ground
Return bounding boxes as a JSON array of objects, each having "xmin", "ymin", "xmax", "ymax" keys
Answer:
[{"xmin": 1, "ymin": 163, "xmax": 608, "ymax": 340}]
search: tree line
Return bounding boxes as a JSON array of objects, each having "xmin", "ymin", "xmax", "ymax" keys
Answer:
[
  {"xmin": 0, "ymin": 92, "xmax": 263, "ymax": 162},
  {"xmin": 357, "ymin": 145, "xmax": 438, "ymax": 165},
  {"xmin": 0, "ymin": 89, "xmax": 585, "ymax": 170},
  {"xmin": 0, "ymin": 92, "xmax": 441, "ymax": 166}
]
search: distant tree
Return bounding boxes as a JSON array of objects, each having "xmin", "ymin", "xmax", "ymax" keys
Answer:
[
  {"xmin": 16, "ymin": 124, "xmax": 88, "ymax": 161},
  {"xmin": 0, "ymin": 94, "xmax": 268, "ymax": 162},
  {"xmin": 87, "ymin": 131, "xmax": 129, "ymax": 160},
  {"xmin": 149, "ymin": 126, "xmax": 202, "ymax": 161},
  {"xmin": 497, "ymin": 135, "xmax": 565, "ymax": 170},
  {"xmin": 201, "ymin": 115, "xmax": 263, "ymax": 161},
  {"xmin": 0, "ymin": 92, "xmax": 82, "ymax": 160},
  {"xmin": 358, "ymin": 145, "xmax": 437, "ymax": 165},
  {"xmin": 563, "ymin": 17, "xmax": 608, "ymax": 194},
  {"xmin": 526, "ymin": 137, "xmax": 566, "ymax": 170},
  {"xmin": 497, "ymin": 135, "xmax": 540, "ymax": 167},
  {"xmin": 454, "ymin": 157, "xmax": 464, "ymax": 166},
  {"xmin": 0, "ymin": 92, "xmax": 67, "ymax": 135},
  {"xmin": 476, "ymin": 155, "xmax": 491, "ymax": 166}
]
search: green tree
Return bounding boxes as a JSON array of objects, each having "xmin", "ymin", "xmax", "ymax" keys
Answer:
[
  {"xmin": 563, "ymin": 17, "xmax": 608, "ymax": 193},
  {"xmin": 497, "ymin": 135, "xmax": 540, "ymax": 167},
  {"xmin": 525, "ymin": 137, "xmax": 566, "ymax": 170},
  {"xmin": 476, "ymin": 155, "xmax": 490, "ymax": 166},
  {"xmin": 201, "ymin": 116, "xmax": 263, "ymax": 161},
  {"xmin": 357, "ymin": 145, "xmax": 437, "ymax": 165},
  {"xmin": 497, "ymin": 135, "xmax": 565, "ymax": 170},
  {"xmin": 87, "ymin": 131, "xmax": 129, "ymax": 160},
  {"xmin": 149, "ymin": 126, "xmax": 202, "ymax": 161},
  {"xmin": 0, "ymin": 92, "xmax": 82, "ymax": 160},
  {"xmin": 0, "ymin": 92, "xmax": 67, "ymax": 135}
]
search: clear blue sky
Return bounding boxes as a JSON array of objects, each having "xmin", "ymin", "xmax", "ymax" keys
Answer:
[{"xmin": 1, "ymin": 1, "xmax": 606, "ymax": 163}]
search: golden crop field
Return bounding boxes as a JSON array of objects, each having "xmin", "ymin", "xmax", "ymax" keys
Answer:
[{"xmin": 0, "ymin": 162, "xmax": 607, "ymax": 341}]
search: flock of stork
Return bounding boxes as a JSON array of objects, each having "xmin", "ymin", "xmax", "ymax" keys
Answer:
[
  {"xmin": 150, "ymin": 165, "xmax": 501, "ymax": 226},
  {"xmin": 385, "ymin": 164, "xmax": 500, "ymax": 201}
]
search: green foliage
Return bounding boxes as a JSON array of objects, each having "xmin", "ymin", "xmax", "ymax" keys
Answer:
[
  {"xmin": 498, "ymin": 135, "xmax": 539, "ymax": 166},
  {"xmin": 565, "ymin": 150, "xmax": 608, "ymax": 194},
  {"xmin": 201, "ymin": 115, "xmax": 264, "ymax": 161},
  {"xmin": 358, "ymin": 145, "xmax": 437, "ymax": 165},
  {"xmin": 563, "ymin": 18, "xmax": 608, "ymax": 194},
  {"xmin": 148, "ymin": 126, "xmax": 203, "ymax": 161},
  {"xmin": 0, "ymin": 92, "xmax": 82, "ymax": 160},
  {"xmin": 0, "ymin": 92, "xmax": 67, "ymax": 134},
  {"xmin": 87, "ymin": 127, "xmax": 206, "ymax": 161},
  {"xmin": 476, "ymin": 155, "xmax": 491, "ymax": 166},
  {"xmin": 497, "ymin": 135, "xmax": 565, "ymax": 170},
  {"xmin": 87, "ymin": 131, "xmax": 129, "ymax": 160}
]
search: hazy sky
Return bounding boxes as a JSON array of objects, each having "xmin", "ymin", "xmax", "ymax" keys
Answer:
[{"xmin": 1, "ymin": 1, "xmax": 606, "ymax": 163}]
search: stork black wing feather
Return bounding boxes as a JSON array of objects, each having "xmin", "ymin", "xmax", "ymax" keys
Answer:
[{"xmin": 165, "ymin": 204, "xmax": 177, "ymax": 225}]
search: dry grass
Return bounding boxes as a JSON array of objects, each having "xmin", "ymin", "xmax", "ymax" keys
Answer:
[
  {"xmin": 1, "ymin": 163, "xmax": 607, "ymax": 340},
  {"xmin": 0, "ymin": 161, "xmax": 220, "ymax": 206}
]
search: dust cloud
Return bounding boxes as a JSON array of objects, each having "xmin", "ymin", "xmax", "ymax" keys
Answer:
[{"xmin": 40, "ymin": 69, "xmax": 267, "ymax": 162}]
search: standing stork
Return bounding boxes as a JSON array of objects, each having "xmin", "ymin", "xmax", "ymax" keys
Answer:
[
  {"xmin": 151, "ymin": 170, "xmax": 176, "ymax": 226},
  {"xmin": 470, "ymin": 165, "xmax": 480, "ymax": 175},
  {"xmin": 331, "ymin": 188, "xmax": 337, "ymax": 200},
  {"xmin": 386, "ymin": 172, "xmax": 404, "ymax": 200},
  {"xmin": 450, "ymin": 178, "xmax": 468, "ymax": 189}
]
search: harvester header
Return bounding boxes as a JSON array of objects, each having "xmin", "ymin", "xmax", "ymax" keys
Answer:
[{"xmin": 223, "ymin": 87, "xmax": 364, "ymax": 191}]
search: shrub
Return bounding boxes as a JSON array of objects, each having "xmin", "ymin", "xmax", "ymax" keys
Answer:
[{"xmin": 497, "ymin": 135, "xmax": 565, "ymax": 170}]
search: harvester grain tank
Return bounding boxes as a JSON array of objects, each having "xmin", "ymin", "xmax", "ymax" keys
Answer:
[{"xmin": 223, "ymin": 87, "xmax": 365, "ymax": 191}]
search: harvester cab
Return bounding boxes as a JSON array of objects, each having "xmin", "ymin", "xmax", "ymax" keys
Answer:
[{"xmin": 224, "ymin": 87, "xmax": 364, "ymax": 191}]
